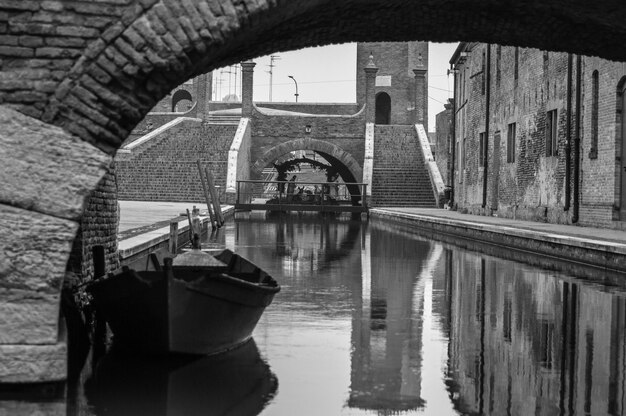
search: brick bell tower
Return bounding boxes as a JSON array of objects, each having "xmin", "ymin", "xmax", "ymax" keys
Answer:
[{"xmin": 356, "ymin": 41, "xmax": 429, "ymax": 129}]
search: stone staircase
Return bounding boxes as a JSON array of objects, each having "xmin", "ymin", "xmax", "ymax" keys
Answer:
[
  {"xmin": 371, "ymin": 125, "xmax": 437, "ymax": 207},
  {"xmin": 116, "ymin": 120, "xmax": 238, "ymax": 202},
  {"xmin": 206, "ymin": 114, "xmax": 241, "ymax": 125}
]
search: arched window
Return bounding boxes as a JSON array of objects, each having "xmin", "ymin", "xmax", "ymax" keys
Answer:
[
  {"xmin": 589, "ymin": 70, "xmax": 599, "ymax": 159},
  {"xmin": 375, "ymin": 92, "xmax": 391, "ymax": 125},
  {"xmin": 171, "ymin": 89, "xmax": 193, "ymax": 112}
]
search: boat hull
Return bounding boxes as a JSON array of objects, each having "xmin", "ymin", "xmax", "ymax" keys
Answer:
[{"xmin": 88, "ymin": 251, "xmax": 279, "ymax": 355}]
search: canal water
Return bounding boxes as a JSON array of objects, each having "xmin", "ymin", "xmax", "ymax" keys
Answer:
[{"xmin": 13, "ymin": 212, "xmax": 626, "ymax": 415}]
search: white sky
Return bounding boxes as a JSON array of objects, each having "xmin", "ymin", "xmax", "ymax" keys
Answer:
[{"xmin": 212, "ymin": 42, "xmax": 459, "ymax": 132}]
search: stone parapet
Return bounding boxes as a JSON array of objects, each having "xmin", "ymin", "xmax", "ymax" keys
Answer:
[{"xmin": 415, "ymin": 124, "xmax": 445, "ymax": 207}]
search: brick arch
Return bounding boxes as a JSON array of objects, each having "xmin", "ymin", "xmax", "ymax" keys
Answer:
[
  {"xmin": 250, "ymin": 138, "xmax": 363, "ymax": 183},
  {"xmin": 4, "ymin": 0, "xmax": 626, "ymax": 155},
  {"xmin": 171, "ymin": 89, "xmax": 193, "ymax": 112}
]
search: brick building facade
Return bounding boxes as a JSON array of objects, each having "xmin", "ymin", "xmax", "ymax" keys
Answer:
[
  {"xmin": 357, "ymin": 42, "xmax": 429, "ymax": 129},
  {"xmin": 448, "ymin": 42, "xmax": 626, "ymax": 229},
  {"xmin": 434, "ymin": 101, "xmax": 453, "ymax": 188}
]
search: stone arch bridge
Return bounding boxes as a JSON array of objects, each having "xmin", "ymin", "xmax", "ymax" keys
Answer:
[{"xmin": 1, "ymin": 0, "xmax": 626, "ymax": 383}]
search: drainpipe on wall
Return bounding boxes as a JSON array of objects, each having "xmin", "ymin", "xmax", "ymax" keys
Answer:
[
  {"xmin": 482, "ymin": 44, "xmax": 491, "ymax": 209},
  {"xmin": 450, "ymin": 77, "xmax": 457, "ymax": 205},
  {"xmin": 573, "ymin": 55, "xmax": 582, "ymax": 223},
  {"xmin": 565, "ymin": 53, "xmax": 573, "ymax": 211}
]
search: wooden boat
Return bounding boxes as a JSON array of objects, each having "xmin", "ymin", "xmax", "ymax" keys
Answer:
[{"xmin": 87, "ymin": 248, "xmax": 280, "ymax": 355}]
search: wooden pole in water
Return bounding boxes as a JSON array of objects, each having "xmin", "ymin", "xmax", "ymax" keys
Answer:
[
  {"xmin": 197, "ymin": 160, "xmax": 216, "ymax": 229},
  {"xmin": 91, "ymin": 245, "xmax": 107, "ymax": 367},
  {"xmin": 186, "ymin": 208, "xmax": 193, "ymax": 242},
  {"xmin": 169, "ymin": 221, "xmax": 178, "ymax": 255},
  {"xmin": 205, "ymin": 167, "xmax": 224, "ymax": 226}
]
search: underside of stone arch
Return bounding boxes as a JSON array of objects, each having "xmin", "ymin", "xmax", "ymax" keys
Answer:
[
  {"xmin": 4, "ymin": 0, "xmax": 626, "ymax": 155},
  {"xmin": 251, "ymin": 138, "xmax": 363, "ymax": 183}
]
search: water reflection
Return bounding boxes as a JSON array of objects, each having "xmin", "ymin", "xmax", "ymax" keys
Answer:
[
  {"xmin": 201, "ymin": 215, "xmax": 626, "ymax": 415},
  {"xmin": 444, "ymin": 249, "xmax": 626, "ymax": 416},
  {"xmin": 87, "ymin": 340, "xmax": 276, "ymax": 416},
  {"xmin": 349, "ymin": 224, "xmax": 432, "ymax": 411},
  {"xmin": 9, "ymin": 214, "xmax": 626, "ymax": 415}
]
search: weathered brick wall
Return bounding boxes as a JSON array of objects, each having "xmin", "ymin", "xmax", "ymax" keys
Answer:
[
  {"xmin": 578, "ymin": 57, "xmax": 626, "ymax": 227},
  {"xmin": 0, "ymin": 0, "xmax": 136, "ymax": 123},
  {"xmin": 67, "ymin": 162, "xmax": 119, "ymax": 281},
  {"xmin": 153, "ymin": 81, "xmax": 195, "ymax": 112},
  {"xmin": 356, "ymin": 42, "xmax": 428, "ymax": 126},
  {"xmin": 250, "ymin": 107, "xmax": 366, "ymax": 166},
  {"xmin": 435, "ymin": 104, "xmax": 453, "ymax": 185},
  {"xmin": 454, "ymin": 45, "xmax": 572, "ymax": 223},
  {"xmin": 454, "ymin": 43, "xmax": 486, "ymax": 212},
  {"xmin": 5, "ymin": 1, "xmax": 626, "ymax": 156},
  {"xmin": 115, "ymin": 119, "xmax": 235, "ymax": 202},
  {"xmin": 452, "ymin": 43, "xmax": 626, "ymax": 228},
  {"xmin": 123, "ymin": 111, "xmax": 199, "ymax": 146},
  {"xmin": 209, "ymin": 101, "xmax": 360, "ymax": 115}
]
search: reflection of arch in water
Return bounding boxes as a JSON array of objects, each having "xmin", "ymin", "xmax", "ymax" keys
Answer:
[
  {"xmin": 171, "ymin": 89, "xmax": 193, "ymax": 112},
  {"xmin": 236, "ymin": 213, "xmax": 362, "ymax": 272}
]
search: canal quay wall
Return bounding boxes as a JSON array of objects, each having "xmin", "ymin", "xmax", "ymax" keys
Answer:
[
  {"xmin": 118, "ymin": 205, "xmax": 234, "ymax": 268},
  {"xmin": 371, "ymin": 208, "xmax": 626, "ymax": 275}
]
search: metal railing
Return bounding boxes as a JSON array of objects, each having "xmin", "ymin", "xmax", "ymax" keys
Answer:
[{"xmin": 235, "ymin": 180, "xmax": 368, "ymax": 213}]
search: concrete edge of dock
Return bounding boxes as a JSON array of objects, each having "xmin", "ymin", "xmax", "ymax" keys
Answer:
[
  {"xmin": 370, "ymin": 208, "xmax": 626, "ymax": 274},
  {"xmin": 118, "ymin": 206, "xmax": 235, "ymax": 263}
]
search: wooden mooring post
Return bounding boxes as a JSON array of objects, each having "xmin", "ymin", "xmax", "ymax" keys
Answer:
[
  {"xmin": 169, "ymin": 221, "xmax": 178, "ymax": 255},
  {"xmin": 205, "ymin": 167, "xmax": 224, "ymax": 226},
  {"xmin": 197, "ymin": 160, "xmax": 217, "ymax": 229}
]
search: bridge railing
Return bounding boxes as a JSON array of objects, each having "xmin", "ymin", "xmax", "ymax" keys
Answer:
[{"xmin": 235, "ymin": 180, "xmax": 368, "ymax": 213}]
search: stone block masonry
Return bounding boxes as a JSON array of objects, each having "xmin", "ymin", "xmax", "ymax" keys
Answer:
[
  {"xmin": 250, "ymin": 107, "xmax": 366, "ymax": 178},
  {"xmin": 0, "ymin": 106, "xmax": 109, "ymax": 383},
  {"xmin": 67, "ymin": 163, "xmax": 120, "ymax": 282},
  {"xmin": 116, "ymin": 119, "xmax": 237, "ymax": 202}
]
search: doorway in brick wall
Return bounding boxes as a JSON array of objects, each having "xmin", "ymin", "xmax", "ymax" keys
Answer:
[{"xmin": 375, "ymin": 92, "xmax": 391, "ymax": 124}]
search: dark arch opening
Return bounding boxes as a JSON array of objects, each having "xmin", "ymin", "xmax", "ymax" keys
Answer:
[
  {"xmin": 171, "ymin": 89, "xmax": 193, "ymax": 112},
  {"xmin": 260, "ymin": 149, "xmax": 363, "ymax": 205},
  {"xmin": 316, "ymin": 151, "xmax": 363, "ymax": 205},
  {"xmin": 375, "ymin": 92, "xmax": 391, "ymax": 125}
]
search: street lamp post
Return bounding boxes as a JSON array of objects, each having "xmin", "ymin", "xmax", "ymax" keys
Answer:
[{"xmin": 288, "ymin": 75, "xmax": 299, "ymax": 102}]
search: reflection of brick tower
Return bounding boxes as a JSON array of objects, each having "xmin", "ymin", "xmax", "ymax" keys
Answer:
[{"xmin": 356, "ymin": 42, "xmax": 428, "ymax": 128}]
